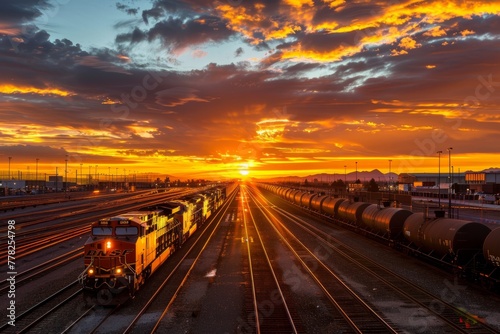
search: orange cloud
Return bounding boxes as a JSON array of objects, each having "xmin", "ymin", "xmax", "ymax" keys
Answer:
[
  {"xmin": 248, "ymin": 1, "xmax": 500, "ymax": 63},
  {"xmin": 399, "ymin": 36, "xmax": 421, "ymax": 50},
  {"xmin": 0, "ymin": 84, "xmax": 74, "ymax": 97},
  {"xmin": 423, "ymin": 26, "xmax": 447, "ymax": 37},
  {"xmin": 460, "ymin": 29, "xmax": 475, "ymax": 36}
]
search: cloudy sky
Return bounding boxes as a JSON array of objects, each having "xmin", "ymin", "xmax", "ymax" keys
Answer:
[{"xmin": 1, "ymin": 0, "xmax": 499, "ymax": 180}]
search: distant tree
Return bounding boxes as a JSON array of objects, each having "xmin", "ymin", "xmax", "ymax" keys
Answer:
[
  {"xmin": 367, "ymin": 178, "xmax": 379, "ymax": 192},
  {"xmin": 331, "ymin": 179, "xmax": 345, "ymax": 190},
  {"xmin": 304, "ymin": 179, "xmax": 309, "ymax": 186}
]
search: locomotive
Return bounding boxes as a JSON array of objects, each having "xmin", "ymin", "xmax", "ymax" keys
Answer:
[
  {"xmin": 79, "ymin": 186, "xmax": 228, "ymax": 304},
  {"xmin": 260, "ymin": 184, "xmax": 500, "ymax": 289}
]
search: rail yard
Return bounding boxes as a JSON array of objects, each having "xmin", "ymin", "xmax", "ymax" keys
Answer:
[{"xmin": 1, "ymin": 182, "xmax": 500, "ymax": 333}]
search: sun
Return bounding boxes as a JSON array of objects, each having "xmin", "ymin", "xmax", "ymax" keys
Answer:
[{"xmin": 239, "ymin": 169, "xmax": 249, "ymax": 176}]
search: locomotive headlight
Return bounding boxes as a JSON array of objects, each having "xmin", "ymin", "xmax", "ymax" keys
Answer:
[{"xmin": 106, "ymin": 241, "xmax": 112, "ymax": 249}]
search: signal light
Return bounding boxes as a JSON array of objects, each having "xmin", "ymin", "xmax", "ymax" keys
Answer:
[
  {"xmin": 116, "ymin": 268, "xmax": 122, "ymax": 274},
  {"xmin": 88, "ymin": 268, "xmax": 94, "ymax": 275},
  {"xmin": 106, "ymin": 241, "xmax": 112, "ymax": 249}
]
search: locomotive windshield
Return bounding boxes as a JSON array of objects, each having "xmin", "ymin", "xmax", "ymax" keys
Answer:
[
  {"xmin": 116, "ymin": 226, "xmax": 138, "ymax": 236},
  {"xmin": 92, "ymin": 227, "xmax": 113, "ymax": 235}
]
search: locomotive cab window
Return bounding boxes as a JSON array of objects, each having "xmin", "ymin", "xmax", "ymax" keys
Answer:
[
  {"xmin": 116, "ymin": 226, "xmax": 138, "ymax": 236},
  {"xmin": 92, "ymin": 227, "xmax": 113, "ymax": 236}
]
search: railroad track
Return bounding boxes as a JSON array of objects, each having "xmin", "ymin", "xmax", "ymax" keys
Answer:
[
  {"xmin": 0, "ymin": 280, "xmax": 82, "ymax": 333},
  {"xmin": 0, "ymin": 191, "xmax": 148, "ymax": 226},
  {"xmin": 247, "ymin": 186, "xmax": 399, "ymax": 333},
  {"xmin": 252, "ymin": 185, "xmax": 500, "ymax": 333},
  {"xmin": 0, "ymin": 247, "xmax": 83, "ymax": 293},
  {"xmin": 274, "ymin": 205, "xmax": 500, "ymax": 334},
  {"xmin": 0, "ymin": 189, "xmax": 204, "ymax": 265},
  {"xmin": 241, "ymin": 187, "xmax": 301, "ymax": 333}
]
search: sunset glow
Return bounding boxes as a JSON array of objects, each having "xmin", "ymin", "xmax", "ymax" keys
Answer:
[{"xmin": 1, "ymin": 1, "xmax": 499, "ymax": 180}]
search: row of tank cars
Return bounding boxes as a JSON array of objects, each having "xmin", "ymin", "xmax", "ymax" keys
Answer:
[
  {"xmin": 79, "ymin": 184, "xmax": 236, "ymax": 304},
  {"xmin": 259, "ymin": 184, "xmax": 500, "ymax": 290}
]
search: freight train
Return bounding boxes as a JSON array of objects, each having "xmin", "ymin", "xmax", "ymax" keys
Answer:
[
  {"xmin": 260, "ymin": 184, "xmax": 500, "ymax": 290},
  {"xmin": 79, "ymin": 185, "xmax": 231, "ymax": 304}
]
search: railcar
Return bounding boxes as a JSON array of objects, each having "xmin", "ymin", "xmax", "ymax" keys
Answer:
[
  {"xmin": 310, "ymin": 195, "xmax": 328, "ymax": 212},
  {"xmin": 79, "ymin": 186, "xmax": 230, "ymax": 305},
  {"xmin": 403, "ymin": 213, "xmax": 492, "ymax": 265},
  {"xmin": 79, "ymin": 207, "xmax": 183, "ymax": 304},
  {"xmin": 360, "ymin": 205, "xmax": 413, "ymax": 240},
  {"xmin": 321, "ymin": 197, "xmax": 346, "ymax": 217},
  {"xmin": 300, "ymin": 192, "xmax": 318, "ymax": 208},
  {"xmin": 293, "ymin": 191, "xmax": 308, "ymax": 206},
  {"xmin": 337, "ymin": 201, "xmax": 371, "ymax": 224},
  {"xmin": 480, "ymin": 227, "xmax": 500, "ymax": 286},
  {"xmin": 484, "ymin": 227, "xmax": 500, "ymax": 268},
  {"xmin": 287, "ymin": 189, "xmax": 301, "ymax": 202}
]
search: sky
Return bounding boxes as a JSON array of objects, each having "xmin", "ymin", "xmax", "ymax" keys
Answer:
[{"xmin": 1, "ymin": 0, "xmax": 500, "ymax": 180}]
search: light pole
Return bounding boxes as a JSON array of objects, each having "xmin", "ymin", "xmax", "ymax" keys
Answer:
[
  {"xmin": 437, "ymin": 150, "xmax": 442, "ymax": 208},
  {"xmin": 36, "ymin": 158, "xmax": 39, "ymax": 191},
  {"xmin": 388, "ymin": 159, "xmax": 392, "ymax": 191},
  {"xmin": 80, "ymin": 163, "xmax": 83, "ymax": 186},
  {"xmin": 65, "ymin": 155, "xmax": 68, "ymax": 194},
  {"xmin": 447, "ymin": 147, "xmax": 453, "ymax": 217},
  {"xmin": 8, "ymin": 157, "xmax": 12, "ymax": 180},
  {"xmin": 355, "ymin": 161, "xmax": 358, "ymax": 183},
  {"xmin": 344, "ymin": 165, "xmax": 347, "ymax": 192}
]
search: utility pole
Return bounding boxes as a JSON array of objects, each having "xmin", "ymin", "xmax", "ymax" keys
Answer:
[
  {"xmin": 437, "ymin": 151, "xmax": 442, "ymax": 208},
  {"xmin": 35, "ymin": 158, "xmax": 39, "ymax": 191},
  {"xmin": 448, "ymin": 147, "xmax": 453, "ymax": 217},
  {"xmin": 65, "ymin": 155, "xmax": 68, "ymax": 194},
  {"xmin": 388, "ymin": 159, "xmax": 392, "ymax": 191}
]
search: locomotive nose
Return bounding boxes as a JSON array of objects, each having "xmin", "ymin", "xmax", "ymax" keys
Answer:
[{"xmin": 96, "ymin": 289, "xmax": 113, "ymax": 306}]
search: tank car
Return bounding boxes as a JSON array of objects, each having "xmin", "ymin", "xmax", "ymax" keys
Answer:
[
  {"xmin": 300, "ymin": 193, "xmax": 318, "ymax": 208},
  {"xmin": 337, "ymin": 201, "xmax": 371, "ymax": 224},
  {"xmin": 310, "ymin": 195, "xmax": 329, "ymax": 212},
  {"xmin": 281, "ymin": 188, "xmax": 293, "ymax": 200},
  {"xmin": 321, "ymin": 197, "xmax": 346, "ymax": 217},
  {"xmin": 483, "ymin": 227, "xmax": 500, "ymax": 268},
  {"xmin": 361, "ymin": 205, "xmax": 413, "ymax": 239},
  {"xmin": 403, "ymin": 213, "xmax": 491, "ymax": 265},
  {"xmin": 287, "ymin": 189, "xmax": 301, "ymax": 202},
  {"xmin": 293, "ymin": 191, "xmax": 308, "ymax": 206}
]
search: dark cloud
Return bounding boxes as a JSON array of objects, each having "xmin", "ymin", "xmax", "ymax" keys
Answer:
[
  {"xmin": 116, "ymin": 2, "xmax": 139, "ymax": 16},
  {"xmin": 141, "ymin": 0, "xmax": 216, "ymax": 24},
  {"xmin": 0, "ymin": 0, "xmax": 52, "ymax": 26},
  {"xmin": 234, "ymin": 47, "xmax": 244, "ymax": 57},
  {"xmin": 116, "ymin": 15, "xmax": 234, "ymax": 53}
]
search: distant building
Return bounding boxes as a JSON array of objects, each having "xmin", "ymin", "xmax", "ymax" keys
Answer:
[
  {"xmin": 464, "ymin": 171, "xmax": 500, "ymax": 194},
  {"xmin": 398, "ymin": 173, "xmax": 417, "ymax": 184},
  {"xmin": 0, "ymin": 180, "xmax": 26, "ymax": 189},
  {"xmin": 465, "ymin": 171, "xmax": 500, "ymax": 184},
  {"xmin": 49, "ymin": 175, "xmax": 63, "ymax": 182}
]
